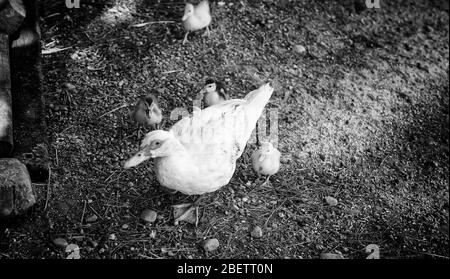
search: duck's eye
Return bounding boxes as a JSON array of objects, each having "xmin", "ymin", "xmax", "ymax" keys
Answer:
[{"xmin": 151, "ymin": 140, "xmax": 161, "ymax": 148}]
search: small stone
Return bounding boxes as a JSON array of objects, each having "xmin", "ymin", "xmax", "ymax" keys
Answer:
[
  {"xmin": 89, "ymin": 240, "xmax": 98, "ymax": 248},
  {"xmin": 122, "ymin": 224, "xmax": 129, "ymax": 229},
  {"xmin": 150, "ymin": 231, "xmax": 156, "ymax": 238},
  {"xmin": 108, "ymin": 233, "xmax": 117, "ymax": 241},
  {"xmin": 65, "ymin": 244, "xmax": 81, "ymax": 259},
  {"xmin": 280, "ymin": 156, "xmax": 290, "ymax": 164},
  {"xmin": 140, "ymin": 209, "xmax": 157, "ymax": 223},
  {"xmin": 203, "ymin": 238, "xmax": 220, "ymax": 252},
  {"xmin": 293, "ymin": 44, "xmax": 306, "ymax": 54},
  {"xmin": 0, "ymin": 159, "xmax": 36, "ymax": 217},
  {"xmin": 85, "ymin": 214, "xmax": 98, "ymax": 223},
  {"xmin": 64, "ymin": 82, "xmax": 76, "ymax": 92},
  {"xmin": 251, "ymin": 226, "xmax": 263, "ymax": 238},
  {"xmin": 324, "ymin": 196, "xmax": 338, "ymax": 206},
  {"xmin": 242, "ymin": 197, "xmax": 249, "ymax": 203},
  {"xmin": 320, "ymin": 253, "xmax": 344, "ymax": 259},
  {"xmin": 53, "ymin": 237, "xmax": 68, "ymax": 249},
  {"xmin": 218, "ymin": 1, "xmax": 225, "ymax": 6}
]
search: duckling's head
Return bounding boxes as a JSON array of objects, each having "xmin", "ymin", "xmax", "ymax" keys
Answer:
[
  {"xmin": 124, "ymin": 130, "xmax": 176, "ymax": 169},
  {"xmin": 200, "ymin": 79, "xmax": 227, "ymax": 97},
  {"xmin": 182, "ymin": 3, "xmax": 195, "ymax": 21}
]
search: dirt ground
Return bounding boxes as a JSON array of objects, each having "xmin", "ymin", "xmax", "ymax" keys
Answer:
[{"xmin": 0, "ymin": 0, "xmax": 448, "ymax": 259}]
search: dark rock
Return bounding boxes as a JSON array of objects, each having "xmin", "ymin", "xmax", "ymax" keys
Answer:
[{"xmin": 0, "ymin": 158, "xmax": 36, "ymax": 217}]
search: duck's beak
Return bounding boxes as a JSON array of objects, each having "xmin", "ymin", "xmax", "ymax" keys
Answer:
[
  {"xmin": 182, "ymin": 14, "xmax": 189, "ymax": 21},
  {"xmin": 124, "ymin": 150, "xmax": 151, "ymax": 169}
]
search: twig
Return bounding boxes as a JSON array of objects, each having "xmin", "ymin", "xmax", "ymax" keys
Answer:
[
  {"xmin": 80, "ymin": 200, "xmax": 87, "ymax": 225},
  {"xmin": 54, "ymin": 146, "xmax": 59, "ymax": 166},
  {"xmin": 162, "ymin": 69, "xmax": 183, "ymax": 74},
  {"xmin": 98, "ymin": 104, "xmax": 129, "ymax": 119},
  {"xmin": 42, "ymin": 47, "xmax": 72, "ymax": 55},
  {"xmin": 263, "ymin": 198, "xmax": 287, "ymax": 227},
  {"xmin": 88, "ymin": 205, "xmax": 104, "ymax": 220},
  {"xmin": 44, "ymin": 167, "xmax": 52, "ymax": 211},
  {"xmin": 132, "ymin": 21, "xmax": 176, "ymax": 27},
  {"xmin": 105, "ymin": 169, "xmax": 121, "ymax": 182}
]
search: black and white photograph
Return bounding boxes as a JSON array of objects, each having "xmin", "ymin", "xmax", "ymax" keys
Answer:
[{"xmin": 0, "ymin": 0, "xmax": 448, "ymax": 265}]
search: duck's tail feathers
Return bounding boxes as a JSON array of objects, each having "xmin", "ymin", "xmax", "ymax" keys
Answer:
[
  {"xmin": 244, "ymin": 83, "xmax": 274, "ymax": 125},
  {"xmin": 244, "ymin": 83, "xmax": 274, "ymax": 109}
]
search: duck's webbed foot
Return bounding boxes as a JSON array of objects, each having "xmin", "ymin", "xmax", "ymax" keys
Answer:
[
  {"xmin": 202, "ymin": 26, "xmax": 211, "ymax": 37},
  {"xmin": 261, "ymin": 175, "xmax": 272, "ymax": 187},
  {"xmin": 182, "ymin": 31, "xmax": 189, "ymax": 44}
]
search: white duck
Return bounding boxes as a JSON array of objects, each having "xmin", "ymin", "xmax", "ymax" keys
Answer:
[
  {"xmin": 124, "ymin": 83, "xmax": 274, "ymax": 223},
  {"xmin": 181, "ymin": 0, "xmax": 212, "ymax": 44},
  {"xmin": 251, "ymin": 141, "xmax": 281, "ymax": 185}
]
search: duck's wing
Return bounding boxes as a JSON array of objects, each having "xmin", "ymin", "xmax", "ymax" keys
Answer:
[
  {"xmin": 194, "ymin": 0, "xmax": 210, "ymax": 21},
  {"xmin": 170, "ymin": 83, "xmax": 273, "ymax": 160}
]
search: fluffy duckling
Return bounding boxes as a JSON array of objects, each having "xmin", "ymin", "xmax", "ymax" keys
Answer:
[
  {"xmin": 251, "ymin": 141, "xmax": 281, "ymax": 184},
  {"xmin": 132, "ymin": 94, "xmax": 162, "ymax": 131},
  {"xmin": 197, "ymin": 79, "xmax": 228, "ymax": 108},
  {"xmin": 181, "ymin": 0, "xmax": 212, "ymax": 44}
]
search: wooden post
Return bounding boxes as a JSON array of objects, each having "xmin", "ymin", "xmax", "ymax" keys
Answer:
[
  {"xmin": 10, "ymin": 0, "xmax": 49, "ymax": 182},
  {"xmin": 0, "ymin": 0, "xmax": 26, "ymax": 157}
]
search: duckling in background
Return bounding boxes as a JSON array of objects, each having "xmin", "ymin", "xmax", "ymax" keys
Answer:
[
  {"xmin": 197, "ymin": 79, "xmax": 228, "ymax": 108},
  {"xmin": 251, "ymin": 141, "xmax": 281, "ymax": 185},
  {"xmin": 132, "ymin": 94, "xmax": 163, "ymax": 131},
  {"xmin": 181, "ymin": 0, "xmax": 212, "ymax": 44}
]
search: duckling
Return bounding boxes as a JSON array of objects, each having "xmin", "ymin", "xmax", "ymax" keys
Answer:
[
  {"xmin": 132, "ymin": 94, "xmax": 162, "ymax": 131},
  {"xmin": 251, "ymin": 141, "xmax": 281, "ymax": 185},
  {"xmin": 181, "ymin": 0, "xmax": 212, "ymax": 44},
  {"xmin": 197, "ymin": 79, "xmax": 228, "ymax": 108}
]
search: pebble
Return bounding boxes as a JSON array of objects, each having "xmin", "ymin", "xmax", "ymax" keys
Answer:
[
  {"xmin": 293, "ymin": 44, "xmax": 307, "ymax": 54},
  {"xmin": 218, "ymin": 1, "xmax": 225, "ymax": 7},
  {"xmin": 85, "ymin": 214, "xmax": 98, "ymax": 223},
  {"xmin": 140, "ymin": 209, "xmax": 157, "ymax": 223},
  {"xmin": 324, "ymin": 196, "xmax": 338, "ymax": 206},
  {"xmin": 251, "ymin": 226, "xmax": 263, "ymax": 238},
  {"xmin": 122, "ymin": 224, "xmax": 129, "ymax": 229},
  {"xmin": 64, "ymin": 82, "xmax": 76, "ymax": 92},
  {"xmin": 65, "ymin": 244, "xmax": 81, "ymax": 259},
  {"xmin": 203, "ymin": 238, "xmax": 220, "ymax": 252},
  {"xmin": 53, "ymin": 237, "xmax": 68, "ymax": 248},
  {"xmin": 320, "ymin": 253, "xmax": 344, "ymax": 259},
  {"xmin": 89, "ymin": 240, "xmax": 98, "ymax": 248},
  {"xmin": 150, "ymin": 231, "xmax": 156, "ymax": 239},
  {"xmin": 108, "ymin": 233, "xmax": 117, "ymax": 241}
]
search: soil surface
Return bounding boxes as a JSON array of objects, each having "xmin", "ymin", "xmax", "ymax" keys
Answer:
[{"xmin": 0, "ymin": 0, "xmax": 448, "ymax": 259}]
